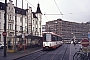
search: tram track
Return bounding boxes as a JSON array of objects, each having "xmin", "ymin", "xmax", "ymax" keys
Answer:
[
  {"xmin": 14, "ymin": 49, "xmax": 49, "ymax": 60},
  {"xmin": 32, "ymin": 51, "xmax": 49, "ymax": 60},
  {"xmin": 61, "ymin": 45, "xmax": 68, "ymax": 60},
  {"xmin": 14, "ymin": 44, "xmax": 69, "ymax": 60},
  {"xmin": 49, "ymin": 45, "xmax": 68, "ymax": 60}
]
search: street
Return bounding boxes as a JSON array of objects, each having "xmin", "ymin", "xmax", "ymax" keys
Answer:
[
  {"xmin": 0, "ymin": 49, "xmax": 4, "ymax": 56},
  {"xmin": 14, "ymin": 44, "xmax": 81, "ymax": 60}
]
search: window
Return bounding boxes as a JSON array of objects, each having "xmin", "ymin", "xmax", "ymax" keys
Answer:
[
  {"xmin": 8, "ymin": 24, "xmax": 12, "ymax": 30},
  {"xmin": 12, "ymin": 24, "xmax": 13, "ymax": 30},
  {"xmin": 12, "ymin": 15, "xmax": 13, "ymax": 20},
  {"xmin": 8, "ymin": 15, "xmax": 9, "ymax": 20},
  {"xmin": 33, "ymin": 20, "xmax": 34, "ymax": 24},
  {"xmin": 10, "ymin": 14, "xmax": 11, "ymax": 20},
  {"xmin": 17, "ymin": 11, "xmax": 18, "ymax": 13},
  {"xmin": 46, "ymin": 34, "xmax": 51, "ymax": 41},
  {"xmin": 25, "ymin": 18, "xmax": 27, "ymax": 23},
  {"xmin": 20, "ymin": 26, "xmax": 22, "ymax": 31},
  {"xmin": 36, "ymin": 20, "xmax": 37, "ymax": 24},
  {"xmin": 0, "ymin": 12, "xmax": 1, "ymax": 19},
  {"xmin": 10, "ymin": 24, "xmax": 11, "ymax": 30},
  {"xmin": 39, "ymin": 28, "xmax": 41, "ymax": 33},
  {"xmin": 36, "ymin": 28, "xmax": 37, "ymax": 31},
  {"xmin": 20, "ymin": 17, "xmax": 22, "ymax": 23}
]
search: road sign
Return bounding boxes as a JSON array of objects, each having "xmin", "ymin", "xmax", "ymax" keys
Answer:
[
  {"xmin": 81, "ymin": 39, "xmax": 89, "ymax": 47},
  {"xmin": 2, "ymin": 32, "xmax": 7, "ymax": 36}
]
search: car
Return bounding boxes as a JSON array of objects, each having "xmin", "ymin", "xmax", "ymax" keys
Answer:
[
  {"xmin": 78, "ymin": 41, "xmax": 81, "ymax": 44},
  {"xmin": 0, "ymin": 43, "xmax": 4, "ymax": 49}
]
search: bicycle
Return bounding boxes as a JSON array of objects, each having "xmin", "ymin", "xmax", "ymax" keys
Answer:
[{"xmin": 73, "ymin": 47, "xmax": 90, "ymax": 60}]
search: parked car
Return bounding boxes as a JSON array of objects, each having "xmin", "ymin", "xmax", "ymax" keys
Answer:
[{"xmin": 0, "ymin": 43, "xmax": 4, "ymax": 49}]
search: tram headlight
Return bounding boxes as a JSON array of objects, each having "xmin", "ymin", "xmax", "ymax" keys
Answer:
[{"xmin": 43, "ymin": 44, "xmax": 45, "ymax": 47}]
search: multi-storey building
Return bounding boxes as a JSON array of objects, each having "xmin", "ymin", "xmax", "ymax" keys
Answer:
[
  {"xmin": 46, "ymin": 19, "xmax": 90, "ymax": 41},
  {"xmin": 0, "ymin": 0, "xmax": 42, "ymax": 43}
]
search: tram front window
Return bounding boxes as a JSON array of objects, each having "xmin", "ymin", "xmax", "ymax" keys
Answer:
[{"xmin": 43, "ymin": 34, "xmax": 51, "ymax": 41}]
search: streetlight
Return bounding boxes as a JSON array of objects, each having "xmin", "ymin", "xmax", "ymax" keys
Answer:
[
  {"xmin": 3, "ymin": 0, "xmax": 7, "ymax": 57},
  {"xmin": 14, "ymin": 0, "xmax": 17, "ymax": 52}
]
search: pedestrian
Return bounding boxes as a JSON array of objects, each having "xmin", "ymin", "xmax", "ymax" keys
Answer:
[{"xmin": 73, "ymin": 40, "xmax": 76, "ymax": 49}]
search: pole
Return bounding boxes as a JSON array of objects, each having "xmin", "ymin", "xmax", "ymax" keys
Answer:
[
  {"xmin": 22, "ymin": 0, "xmax": 23, "ymax": 45},
  {"xmin": 31, "ymin": 8, "xmax": 32, "ymax": 41},
  {"xmin": 27, "ymin": 3, "xmax": 28, "ymax": 34},
  {"xmin": 4, "ymin": 0, "xmax": 7, "ymax": 57},
  {"xmin": 14, "ymin": 0, "xmax": 17, "ymax": 51},
  {"xmin": 27, "ymin": 3, "xmax": 28, "ymax": 46}
]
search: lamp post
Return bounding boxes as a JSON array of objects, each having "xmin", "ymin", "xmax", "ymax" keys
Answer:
[
  {"xmin": 27, "ymin": 3, "xmax": 28, "ymax": 46},
  {"xmin": 3, "ymin": 0, "xmax": 7, "ymax": 57},
  {"xmin": 22, "ymin": 0, "xmax": 23, "ymax": 43},
  {"xmin": 14, "ymin": 0, "xmax": 17, "ymax": 52},
  {"xmin": 31, "ymin": 8, "xmax": 32, "ymax": 41}
]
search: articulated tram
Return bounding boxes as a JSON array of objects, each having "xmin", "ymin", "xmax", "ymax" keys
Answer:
[{"xmin": 42, "ymin": 32, "xmax": 63, "ymax": 50}]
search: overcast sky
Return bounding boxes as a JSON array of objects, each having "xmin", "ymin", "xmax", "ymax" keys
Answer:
[{"xmin": 1, "ymin": 0, "xmax": 90, "ymax": 25}]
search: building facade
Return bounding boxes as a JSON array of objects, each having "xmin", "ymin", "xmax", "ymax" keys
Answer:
[
  {"xmin": 42, "ymin": 25, "xmax": 46, "ymax": 32},
  {"xmin": 0, "ymin": 0, "xmax": 42, "ymax": 43},
  {"xmin": 46, "ymin": 19, "xmax": 90, "ymax": 40}
]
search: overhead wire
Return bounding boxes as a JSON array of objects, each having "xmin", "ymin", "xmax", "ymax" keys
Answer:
[
  {"xmin": 24, "ymin": 0, "xmax": 36, "ymax": 9},
  {"xmin": 54, "ymin": 0, "xmax": 63, "ymax": 15}
]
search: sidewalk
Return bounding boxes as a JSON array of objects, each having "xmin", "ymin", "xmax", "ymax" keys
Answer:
[{"xmin": 0, "ymin": 47, "xmax": 42, "ymax": 60}]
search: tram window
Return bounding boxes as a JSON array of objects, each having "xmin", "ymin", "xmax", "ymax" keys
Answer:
[
  {"xmin": 43, "ymin": 33, "xmax": 52, "ymax": 41},
  {"xmin": 52, "ymin": 35, "xmax": 56, "ymax": 41},
  {"xmin": 55, "ymin": 36, "xmax": 58, "ymax": 41},
  {"xmin": 60, "ymin": 37, "xmax": 62, "ymax": 41},
  {"xmin": 57, "ymin": 37, "xmax": 62, "ymax": 41},
  {"xmin": 46, "ymin": 34, "xmax": 51, "ymax": 41}
]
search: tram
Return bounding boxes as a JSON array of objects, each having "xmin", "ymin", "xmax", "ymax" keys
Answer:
[{"xmin": 42, "ymin": 32, "xmax": 63, "ymax": 50}]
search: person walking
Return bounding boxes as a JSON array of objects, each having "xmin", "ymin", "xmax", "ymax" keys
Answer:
[
  {"xmin": 72, "ymin": 39, "xmax": 76, "ymax": 49},
  {"xmin": 73, "ymin": 41, "xmax": 76, "ymax": 49}
]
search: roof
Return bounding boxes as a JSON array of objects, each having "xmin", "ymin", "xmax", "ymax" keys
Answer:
[
  {"xmin": 0, "ymin": 2, "xmax": 6, "ymax": 10},
  {"xmin": 16, "ymin": 34, "xmax": 43, "ymax": 39},
  {"xmin": 32, "ymin": 12, "xmax": 37, "ymax": 18},
  {"xmin": 14, "ymin": 7, "xmax": 27, "ymax": 15},
  {"xmin": 36, "ymin": 3, "xmax": 42, "ymax": 14},
  {"xmin": 42, "ymin": 32, "xmax": 61, "ymax": 37},
  {"xmin": 0, "ymin": 2, "xmax": 27, "ymax": 15}
]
